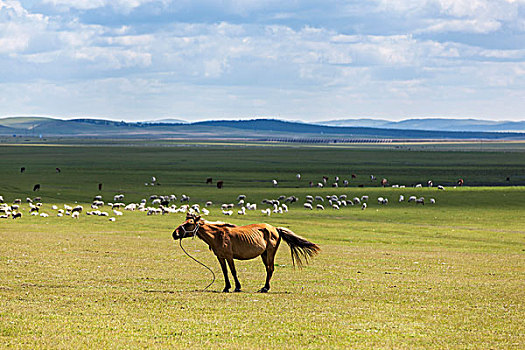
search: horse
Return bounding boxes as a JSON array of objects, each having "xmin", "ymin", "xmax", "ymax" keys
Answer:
[{"xmin": 172, "ymin": 213, "xmax": 320, "ymax": 293}]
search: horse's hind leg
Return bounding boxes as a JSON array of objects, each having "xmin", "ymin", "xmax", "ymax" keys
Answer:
[
  {"xmin": 218, "ymin": 258, "xmax": 231, "ymax": 292},
  {"xmin": 259, "ymin": 251, "xmax": 275, "ymax": 293},
  {"xmin": 226, "ymin": 258, "xmax": 242, "ymax": 292}
]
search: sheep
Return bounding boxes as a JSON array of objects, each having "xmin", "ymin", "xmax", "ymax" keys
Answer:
[
  {"xmin": 317, "ymin": 183, "xmax": 324, "ymax": 188},
  {"xmin": 237, "ymin": 207, "xmax": 246, "ymax": 215},
  {"xmin": 14, "ymin": 199, "xmax": 22, "ymax": 204},
  {"xmin": 237, "ymin": 195, "xmax": 246, "ymax": 201},
  {"xmin": 306, "ymin": 195, "xmax": 314, "ymax": 202},
  {"xmin": 246, "ymin": 203, "xmax": 257, "ymax": 210},
  {"xmin": 261, "ymin": 208, "xmax": 271, "ymax": 216},
  {"xmin": 222, "ymin": 210, "xmax": 233, "ymax": 216},
  {"xmin": 399, "ymin": 195, "xmax": 405, "ymax": 202},
  {"xmin": 238, "ymin": 199, "xmax": 245, "ymax": 206},
  {"xmin": 303, "ymin": 203, "xmax": 313, "ymax": 210},
  {"xmin": 71, "ymin": 211, "xmax": 80, "ymax": 219},
  {"xmin": 428, "ymin": 180, "xmax": 433, "ymax": 187},
  {"xmin": 281, "ymin": 204, "xmax": 288, "ymax": 212},
  {"xmin": 114, "ymin": 194, "xmax": 124, "ymax": 201},
  {"xmin": 113, "ymin": 209, "xmax": 123, "ymax": 216},
  {"xmin": 408, "ymin": 196, "xmax": 417, "ymax": 202},
  {"xmin": 12, "ymin": 212, "xmax": 22, "ymax": 219},
  {"xmin": 277, "ymin": 195, "xmax": 286, "ymax": 201},
  {"xmin": 284, "ymin": 196, "xmax": 298, "ymax": 203},
  {"xmin": 202, "ymin": 208, "xmax": 210, "ymax": 215},
  {"xmin": 125, "ymin": 203, "xmax": 137, "ymax": 211},
  {"xmin": 40, "ymin": 213, "xmax": 49, "ymax": 217},
  {"xmin": 152, "ymin": 199, "xmax": 161, "ymax": 205},
  {"xmin": 332, "ymin": 204, "xmax": 340, "ymax": 210},
  {"xmin": 0, "ymin": 195, "xmax": 4, "ymax": 203},
  {"xmin": 415, "ymin": 184, "xmax": 423, "ymax": 188},
  {"xmin": 438, "ymin": 185, "xmax": 445, "ymax": 190},
  {"xmin": 361, "ymin": 195, "xmax": 369, "ymax": 202},
  {"xmin": 272, "ymin": 179, "xmax": 278, "ymax": 187},
  {"xmin": 316, "ymin": 204, "xmax": 324, "ymax": 210},
  {"xmin": 343, "ymin": 180, "xmax": 349, "ymax": 187},
  {"xmin": 205, "ymin": 201, "xmax": 213, "ymax": 207},
  {"xmin": 416, "ymin": 197, "xmax": 425, "ymax": 205},
  {"xmin": 315, "ymin": 196, "xmax": 324, "ymax": 202},
  {"xmin": 31, "ymin": 211, "xmax": 38, "ymax": 216},
  {"xmin": 430, "ymin": 198, "xmax": 436, "ymax": 204},
  {"xmin": 377, "ymin": 197, "xmax": 384, "ymax": 204},
  {"xmin": 72, "ymin": 205, "xmax": 83, "ymax": 213},
  {"xmin": 109, "ymin": 217, "xmax": 116, "ymax": 222},
  {"xmin": 296, "ymin": 173, "xmax": 301, "ymax": 180},
  {"xmin": 339, "ymin": 194, "xmax": 347, "ymax": 200},
  {"xmin": 361, "ymin": 203, "xmax": 367, "ymax": 210},
  {"xmin": 180, "ymin": 194, "xmax": 190, "ymax": 202},
  {"xmin": 352, "ymin": 197, "xmax": 361, "ymax": 205}
]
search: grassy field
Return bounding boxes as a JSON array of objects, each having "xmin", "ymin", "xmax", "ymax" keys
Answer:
[{"xmin": 1, "ymin": 142, "xmax": 524, "ymax": 349}]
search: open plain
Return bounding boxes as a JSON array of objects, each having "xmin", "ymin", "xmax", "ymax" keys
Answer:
[{"xmin": 1, "ymin": 141, "xmax": 524, "ymax": 349}]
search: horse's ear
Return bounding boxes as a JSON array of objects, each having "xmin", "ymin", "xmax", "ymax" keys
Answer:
[{"xmin": 195, "ymin": 215, "xmax": 202, "ymax": 223}]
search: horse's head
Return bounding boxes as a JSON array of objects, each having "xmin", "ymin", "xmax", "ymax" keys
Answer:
[{"xmin": 172, "ymin": 212, "xmax": 202, "ymax": 240}]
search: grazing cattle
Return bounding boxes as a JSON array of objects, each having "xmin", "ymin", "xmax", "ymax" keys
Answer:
[
  {"xmin": 217, "ymin": 181, "xmax": 224, "ymax": 189},
  {"xmin": 21, "ymin": 167, "xmax": 26, "ymax": 173},
  {"xmin": 56, "ymin": 167, "xmax": 61, "ymax": 173},
  {"xmin": 33, "ymin": 184, "xmax": 40, "ymax": 192},
  {"xmin": 206, "ymin": 177, "xmax": 213, "ymax": 184}
]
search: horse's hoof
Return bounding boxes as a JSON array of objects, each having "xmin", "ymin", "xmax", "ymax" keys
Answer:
[
  {"xmin": 234, "ymin": 288, "xmax": 242, "ymax": 293},
  {"xmin": 258, "ymin": 288, "xmax": 269, "ymax": 293},
  {"xmin": 222, "ymin": 288, "xmax": 230, "ymax": 293}
]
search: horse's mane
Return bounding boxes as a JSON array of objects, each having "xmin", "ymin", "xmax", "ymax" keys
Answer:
[{"xmin": 203, "ymin": 220, "xmax": 237, "ymax": 228}]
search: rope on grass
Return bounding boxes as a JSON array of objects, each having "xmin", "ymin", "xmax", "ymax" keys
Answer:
[{"xmin": 179, "ymin": 238, "xmax": 216, "ymax": 291}]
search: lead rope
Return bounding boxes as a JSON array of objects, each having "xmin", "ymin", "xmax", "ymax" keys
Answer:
[{"xmin": 179, "ymin": 238, "xmax": 216, "ymax": 291}]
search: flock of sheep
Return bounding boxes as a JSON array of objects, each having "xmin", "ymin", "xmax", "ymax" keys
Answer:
[
  {"xmin": 0, "ymin": 172, "xmax": 447, "ymax": 220},
  {"xmin": 0, "ymin": 184, "xmax": 440, "ymax": 221}
]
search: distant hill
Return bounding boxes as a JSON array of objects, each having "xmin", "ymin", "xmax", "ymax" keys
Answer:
[
  {"xmin": 141, "ymin": 118, "xmax": 187, "ymax": 124},
  {"xmin": 318, "ymin": 118, "xmax": 525, "ymax": 132},
  {"xmin": 1, "ymin": 116, "xmax": 524, "ymax": 140}
]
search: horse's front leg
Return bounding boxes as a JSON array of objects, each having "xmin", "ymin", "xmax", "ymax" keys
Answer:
[
  {"xmin": 217, "ymin": 258, "xmax": 231, "ymax": 292},
  {"xmin": 226, "ymin": 258, "xmax": 242, "ymax": 292}
]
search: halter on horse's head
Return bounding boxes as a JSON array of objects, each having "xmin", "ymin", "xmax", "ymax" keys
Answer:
[{"xmin": 172, "ymin": 212, "xmax": 202, "ymax": 240}]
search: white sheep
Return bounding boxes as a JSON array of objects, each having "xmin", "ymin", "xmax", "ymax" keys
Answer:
[
  {"xmin": 399, "ymin": 195, "xmax": 405, "ymax": 202},
  {"xmin": 304, "ymin": 203, "xmax": 313, "ymax": 210},
  {"xmin": 261, "ymin": 208, "xmax": 271, "ymax": 216},
  {"xmin": 237, "ymin": 207, "xmax": 246, "ymax": 215},
  {"xmin": 71, "ymin": 211, "xmax": 80, "ymax": 219},
  {"xmin": 272, "ymin": 179, "xmax": 278, "ymax": 187},
  {"xmin": 430, "ymin": 198, "xmax": 436, "ymax": 204},
  {"xmin": 296, "ymin": 173, "xmax": 301, "ymax": 180},
  {"xmin": 438, "ymin": 185, "xmax": 445, "ymax": 190},
  {"xmin": 113, "ymin": 209, "xmax": 123, "ymax": 216},
  {"xmin": 316, "ymin": 204, "xmax": 324, "ymax": 210},
  {"xmin": 222, "ymin": 210, "xmax": 233, "ymax": 216},
  {"xmin": 361, "ymin": 203, "xmax": 367, "ymax": 210}
]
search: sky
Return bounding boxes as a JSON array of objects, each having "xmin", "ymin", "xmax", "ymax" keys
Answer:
[{"xmin": 0, "ymin": 0, "xmax": 524, "ymax": 122}]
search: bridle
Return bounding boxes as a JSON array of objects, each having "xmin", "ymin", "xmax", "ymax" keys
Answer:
[{"xmin": 180, "ymin": 221, "xmax": 200, "ymax": 238}]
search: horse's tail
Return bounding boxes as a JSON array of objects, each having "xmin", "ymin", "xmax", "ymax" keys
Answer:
[{"xmin": 276, "ymin": 227, "xmax": 320, "ymax": 267}]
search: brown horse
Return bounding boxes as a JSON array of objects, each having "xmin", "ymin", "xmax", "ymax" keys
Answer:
[{"xmin": 172, "ymin": 213, "xmax": 320, "ymax": 293}]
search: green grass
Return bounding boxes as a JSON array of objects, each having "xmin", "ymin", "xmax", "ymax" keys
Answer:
[{"xmin": 1, "ymin": 142, "xmax": 524, "ymax": 349}]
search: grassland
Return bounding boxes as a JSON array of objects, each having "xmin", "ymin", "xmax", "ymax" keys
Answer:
[{"xmin": 1, "ymin": 142, "xmax": 524, "ymax": 349}]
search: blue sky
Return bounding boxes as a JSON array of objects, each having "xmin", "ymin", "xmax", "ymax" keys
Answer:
[{"xmin": 0, "ymin": 0, "xmax": 524, "ymax": 122}]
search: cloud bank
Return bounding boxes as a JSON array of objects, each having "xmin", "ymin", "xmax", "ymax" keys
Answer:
[{"xmin": 0, "ymin": 0, "xmax": 524, "ymax": 121}]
